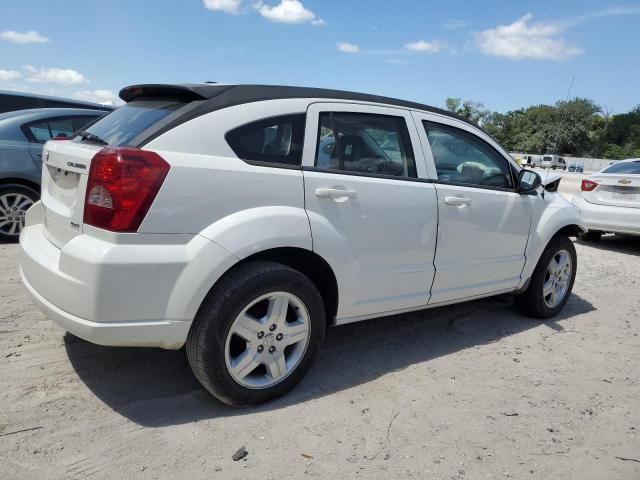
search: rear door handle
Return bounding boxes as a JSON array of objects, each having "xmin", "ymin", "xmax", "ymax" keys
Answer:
[
  {"xmin": 315, "ymin": 187, "xmax": 357, "ymax": 202},
  {"xmin": 444, "ymin": 196, "xmax": 472, "ymax": 206}
]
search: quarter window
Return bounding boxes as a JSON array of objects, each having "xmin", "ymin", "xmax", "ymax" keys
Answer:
[
  {"xmin": 423, "ymin": 121, "xmax": 513, "ymax": 189},
  {"xmin": 315, "ymin": 112, "xmax": 417, "ymax": 178},
  {"xmin": 226, "ymin": 114, "xmax": 306, "ymax": 166},
  {"xmin": 24, "ymin": 115, "xmax": 101, "ymax": 143}
]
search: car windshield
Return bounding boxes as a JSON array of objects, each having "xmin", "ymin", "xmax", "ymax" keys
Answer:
[
  {"xmin": 75, "ymin": 99, "xmax": 185, "ymax": 146},
  {"xmin": 602, "ymin": 160, "xmax": 640, "ymax": 174}
]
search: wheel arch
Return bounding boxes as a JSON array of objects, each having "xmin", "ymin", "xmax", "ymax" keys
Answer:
[
  {"xmin": 0, "ymin": 177, "xmax": 41, "ymax": 194},
  {"xmin": 231, "ymin": 247, "xmax": 339, "ymax": 326},
  {"xmin": 520, "ymin": 206, "xmax": 586, "ymax": 290}
]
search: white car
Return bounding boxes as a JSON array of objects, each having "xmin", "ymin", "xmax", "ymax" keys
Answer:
[
  {"xmin": 537, "ymin": 155, "xmax": 567, "ymax": 170},
  {"xmin": 19, "ymin": 84, "xmax": 586, "ymax": 406},
  {"xmin": 572, "ymin": 159, "xmax": 640, "ymax": 240}
]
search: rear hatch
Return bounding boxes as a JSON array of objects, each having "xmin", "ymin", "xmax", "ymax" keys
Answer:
[
  {"xmin": 39, "ymin": 98, "xmax": 190, "ymax": 248},
  {"xmin": 583, "ymin": 161, "xmax": 640, "ymax": 209}
]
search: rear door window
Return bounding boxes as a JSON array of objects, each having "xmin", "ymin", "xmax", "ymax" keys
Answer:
[
  {"xmin": 315, "ymin": 112, "xmax": 417, "ymax": 178},
  {"xmin": 76, "ymin": 100, "xmax": 185, "ymax": 147}
]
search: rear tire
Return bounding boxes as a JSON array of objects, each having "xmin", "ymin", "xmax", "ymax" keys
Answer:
[
  {"xmin": 516, "ymin": 235, "xmax": 577, "ymax": 319},
  {"xmin": 580, "ymin": 231, "xmax": 603, "ymax": 242},
  {"xmin": 0, "ymin": 184, "xmax": 39, "ymax": 243},
  {"xmin": 186, "ymin": 261, "xmax": 326, "ymax": 407}
]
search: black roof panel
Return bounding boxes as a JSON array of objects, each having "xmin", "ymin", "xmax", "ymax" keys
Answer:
[{"xmin": 124, "ymin": 83, "xmax": 483, "ymax": 147}]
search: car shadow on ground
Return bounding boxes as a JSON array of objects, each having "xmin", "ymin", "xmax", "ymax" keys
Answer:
[
  {"xmin": 64, "ymin": 293, "xmax": 595, "ymax": 427},
  {"xmin": 576, "ymin": 234, "xmax": 640, "ymax": 256}
]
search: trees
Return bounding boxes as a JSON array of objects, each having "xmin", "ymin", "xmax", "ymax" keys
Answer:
[
  {"xmin": 445, "ymin": 98, "xmax": 490, "ymax": 125},
  {"xmin": 449, "ymin": 97, "xmax": 638, "ymax": 158}
]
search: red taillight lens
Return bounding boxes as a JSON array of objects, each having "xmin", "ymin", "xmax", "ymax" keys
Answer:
[
  {"xmin": 84, "ymin": 147, "xmax": 170, "ymax": 232},
  {"xmin": 581, "ymin": 179, "xmax": 599, "ymax": 192}
]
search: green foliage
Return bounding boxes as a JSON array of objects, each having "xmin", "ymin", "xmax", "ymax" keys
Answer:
[
  {"xmin": 450, "ymin": 98, "xmax": 640, "ymax": 159},
  {"xmin": 445, "ymin": 97, "xmax": 489, "ymax": 125}
]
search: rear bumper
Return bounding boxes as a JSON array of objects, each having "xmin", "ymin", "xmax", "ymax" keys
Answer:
[
  {"xmin": 19, "ymin": 202, "xmax": 238, "ymax": 349},
  {"xmin": 572, "ymin": 195, "xmax": 640, "ymax": 235},
  {"xmin": 20, "ymin": 269, "xmax": 191, "ymax": 348}
]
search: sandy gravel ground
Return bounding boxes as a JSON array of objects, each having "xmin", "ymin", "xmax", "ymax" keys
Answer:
[{"xmin": 1, "ymin": 236, "xmax": 639, "ymax": 480}]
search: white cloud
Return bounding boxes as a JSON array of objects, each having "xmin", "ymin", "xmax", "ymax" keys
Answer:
[
  {"xmin": 23, "ymin": 65, "xmax": 88, "ymax": 85},
  {"xmin": 0, "ymin": 69, "xmax": 21, "ymax": 81},
  {"xmin": 73, "ymin": 89, "xmax": 122, "ymax": 106},
  {"xmin": 404, "ymin": 40, "xmax": 449, "ymax": 53},
  {"xmin": 476, "ymin": 14, "xmax": 583, "ymax": 61},
  {"xmin": 561, "ymin": 5, "xmax": 640, "ymax": 27},
  {"xmin": 337, "ymin": 42, "xmax": 360, "ymax": 54},
  {"xmin": 257, "ymin": 0, "xmax": 320, "ymax": 24},
  {"xmin": 202, "ymin": 0, "xmax": 243, "ymax": 14},
  {"xmin": 311, "ymin": 18, "xmax": 327, "ymax": 26},
  {"xmin": 0, "ymin": 30, "xmax": 49, "ymax": 44},
  {"xmin": 476, "ymin": 8, "xmax": 640, "ymax": 61},
  {"xmin": 445, "ymin": 19, "xmax": 467, "ymax": 30}
]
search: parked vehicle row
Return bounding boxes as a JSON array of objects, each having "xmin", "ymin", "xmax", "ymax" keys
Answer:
[{"xmin": 19, "ymin": 83, "xmax": 586, "ymax": 406}]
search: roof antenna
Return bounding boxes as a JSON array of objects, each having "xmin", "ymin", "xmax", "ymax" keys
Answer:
[{"xmin": 543, "ymin": 75, "xmax": 576, "ymax": 199}]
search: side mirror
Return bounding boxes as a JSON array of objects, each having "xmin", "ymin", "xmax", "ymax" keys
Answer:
[{"xmin": 517, "ymin": 169, "xmax": 542, "ymax": 194}]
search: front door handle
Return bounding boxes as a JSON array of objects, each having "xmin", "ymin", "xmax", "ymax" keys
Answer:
[
  {"xmin": 315, "ymin": 187, "xmax": 357, "ymax": 202},
  {"xmin": 444, "ymin": 196, "xmax": 472, "ymax": 206}
]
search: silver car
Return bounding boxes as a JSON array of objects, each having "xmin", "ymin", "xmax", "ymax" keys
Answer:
[{"xmin": 0, "ymin": 108, "xmax": 106, "ymax": 241}]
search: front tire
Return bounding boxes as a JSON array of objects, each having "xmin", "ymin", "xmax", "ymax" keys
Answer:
[
  {"xmin": 186, "ymin": 261, "xmax": 326, "ymax": 406},
  {"xmin": 516, "ymin": 235, "xmax": 577, "ymax": 319},
  {"xmin": 0, "ymin": 184, "xmax": 39, "ymax": 243}
]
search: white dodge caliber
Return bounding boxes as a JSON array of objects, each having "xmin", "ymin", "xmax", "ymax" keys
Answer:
[{"xmin": 19, "ymin": 84, "xmax": 586, "ymax": 406}]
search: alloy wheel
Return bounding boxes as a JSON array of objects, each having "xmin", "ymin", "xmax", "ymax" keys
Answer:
[
  {"xmin": 543, "ymin": 249, "xmax": 572, "ymax": 308},
  {"xmin": 224, "ymin": 292, "xmax": 311, "ymax": 389},
  {"xmin": 0, "ymin": 193, "xmax": 34, "ymax": 238}
]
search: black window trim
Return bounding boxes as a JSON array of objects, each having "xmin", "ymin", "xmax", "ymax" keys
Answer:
[
  {"xmin": 225, "ymin": 112, "xmax": 307, "ymax": 167},
  {"xmin": 422, "ymin": 120, "xmax": 519, "ymax": 193},
  {"xmin": 312, "ymin": 111, "xmax": 419, "ymax": 180}
]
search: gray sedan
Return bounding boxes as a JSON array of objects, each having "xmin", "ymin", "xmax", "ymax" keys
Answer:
[{"xmin": 0, "ymin": 108, "xmax": 107, "ymax": 241}]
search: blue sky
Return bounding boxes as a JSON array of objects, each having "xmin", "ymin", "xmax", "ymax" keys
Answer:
[{"xmin": 1, "ymin": 0, "xmax": 639, "ymax": 113}]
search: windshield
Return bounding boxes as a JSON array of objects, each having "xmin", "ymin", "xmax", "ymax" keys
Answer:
[
  {"xmin": 75, "ymin": 99, "xmax": 184, "ymax": 146},
  {"xmin": 602, "ymin": 160, "xmax": 640, "ymax": 174}
]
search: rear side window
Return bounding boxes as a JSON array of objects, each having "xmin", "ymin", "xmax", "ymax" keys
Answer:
[
  {"xmin": 226, "ymin": 114, "xmax": 306, "ymax": 166},
  {"xmin": 602, "ymin": 161, "xmax": 640, "ymax": 174},
  {"xmin": 23, "ymin": 115, "xmax": 101, "ymax": 142},
  {"xmin": 77, "ymin": 100, "xmax": 185, "ymax": 147},
  {"xmin": 24, "ymin": 121, "xmax": 51, "ymax": 142},
  {"xmin": 315, "ymin": 112, "xmax": 417, "ymax": 178}
]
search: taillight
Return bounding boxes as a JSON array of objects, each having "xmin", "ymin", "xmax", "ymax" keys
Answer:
[
  {"xmin": 581, "ymin": 179, "xmax": 599, "ymax": 192},
  {"xmin": 84, "ymin": 147, "xmax": 170, "ymax": 232}
]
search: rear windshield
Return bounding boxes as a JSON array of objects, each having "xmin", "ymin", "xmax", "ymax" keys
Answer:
[
  {"xmin": 602, "ymin": 161, "xmax": 640, "ymax": 175},
  {"xmin": 75, "ymin": 99, "xmax": 185, "ymax": 146}
]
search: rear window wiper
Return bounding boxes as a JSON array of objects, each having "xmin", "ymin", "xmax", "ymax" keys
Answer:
[{"xmin": 77, "ymin": 130, "xmax": 108, "ymax": 145}]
